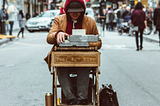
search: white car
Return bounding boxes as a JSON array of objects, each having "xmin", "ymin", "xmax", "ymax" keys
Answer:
[
  {"xmin": 85, "ymin": 8, "xmax": 95, "ymax": 20},
  {"xmin": 25, "ymin": 10, "xmax": 60, "ymax": 32}
]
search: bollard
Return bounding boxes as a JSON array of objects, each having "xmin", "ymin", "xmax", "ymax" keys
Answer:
[{"xmin": 45, "ymin": 93, "xmax": 53, "ymax": 106}]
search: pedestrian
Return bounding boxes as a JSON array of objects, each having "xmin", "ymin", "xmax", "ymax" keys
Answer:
[
  {"xmin": 59, "ymin": 2, "xmax": 65, "ymax": 15},
  {"xmin": 131, "ymin": 2, "xmax": 147, "ymax": 51},
  {"xmin": 116, "ymin": 6, "xmax": 122, "ymax": 27},
  {"xmin": 108, "ymin": 8, "xmax": 115, "ymax": 31},
  {"xmin": 146, "ymin": 12, "xmax": 153, "ymax": 31},
  {"xmin": 0, "ymin": 5, "xmax": 4, "ymax": 34},
  {"xmin": 4, "ymin": 9, "xmax": 9, "ymax": 32},
  {"xmin": 44, "ymin": 0, "xmax": 101, "ymax": 105},
  {"xmin": 8, "ymin": 5, "xmax": 18, "ymax": 35},
  {"xmin": 25, "ymin": 12, "xmax": 31, "ymax": 20},
  {"xmin": 153, "ymin": 0, "xmax": 160, "ymax": 46},
  {"xmin": 102, "ymin": 9, "xmax": 106, "ymax": 31},
  {"xmin": 122, "ymin": 6, "xmax": 131, "ymax": 22},
  {"xmin": 17, "ymin": 10, "xmax": 25, "ymax": 38}
]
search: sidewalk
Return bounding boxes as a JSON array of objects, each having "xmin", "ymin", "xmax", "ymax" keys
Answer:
[
  {"xmin": 96, "ymin": 23, "xmax": 160, "ymax": 44},
  {"xmin": 0, "ymin": 29, "xmax": 20, "ymax": 46}
]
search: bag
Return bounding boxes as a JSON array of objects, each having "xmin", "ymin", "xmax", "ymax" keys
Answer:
[
  {"xmin": 132, "ymin": 26, "xmax": 139, "ymax": 32},
  {"xmin": 99, "ymin": 84, "xmax": 119, "ymax": 106}
]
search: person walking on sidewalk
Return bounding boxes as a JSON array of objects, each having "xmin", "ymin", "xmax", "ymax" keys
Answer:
[
  {"xmin": 131, "ymin": 2, "xmax": 147, "ymax": 51},
  {"xmin": 4, "ymin": 9, "xmax": 9, "ymax": 32},
  {"xmin": 154, "ymin": 0, "xmax": 160, "ymax": 46},
  {"xmin": 8, "ymin": 5, "xmax": 18, "ymax": 35},
  {"xmin": 17, "ymin": 10, "xmax": 25, "ymax": 38}
]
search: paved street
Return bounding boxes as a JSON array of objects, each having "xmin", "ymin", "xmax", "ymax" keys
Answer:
[{"xmin": 0, "ymin": 27, "xmax": 160, "ymax": 106}]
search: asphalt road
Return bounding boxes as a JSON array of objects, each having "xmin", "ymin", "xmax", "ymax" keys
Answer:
[{"xmin": 0, "ymin": 29, "xmax": 160, "ymax": 106}]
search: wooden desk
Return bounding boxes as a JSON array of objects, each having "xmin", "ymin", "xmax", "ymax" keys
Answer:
[{"xmin": 51, "ymin": 47, "xmax": 100, "ymax": 106}]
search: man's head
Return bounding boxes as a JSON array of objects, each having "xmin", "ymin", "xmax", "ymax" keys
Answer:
[
  {"xmin": 126, "ymin": 6, "xmax": 130, "ymax": 11},
  {"xmin": 64, "ymin": 0, "xmax": 86, "ymax": 20},
  {"xmin": 149, "ymin": 7, "xmax": 153, "ymax": 12},
  {"xmin": 67, "ymin": 1, "xmax": 84, "ymax": 19},
  {"xmin": 147, "ymin": 12, "xmax": 151, "ymax": 16},
  {"xmin": 67, "ymin": 1, "xmax": 84, "ymax": 13}
]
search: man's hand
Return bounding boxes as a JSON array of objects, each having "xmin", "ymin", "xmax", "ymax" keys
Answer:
[{"xmin": 56, "ymin": 32, "xmax": 69, "ymax": 44}]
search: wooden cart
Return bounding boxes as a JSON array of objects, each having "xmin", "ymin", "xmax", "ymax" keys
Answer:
[{"xmin": 50, "ymin": 46, "xmax": 101, "ymax": 106}]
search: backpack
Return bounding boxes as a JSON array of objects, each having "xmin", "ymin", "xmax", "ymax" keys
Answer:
[{"xmin": 99, "ymin": 84, "xmax": 119, "ymax": 106}]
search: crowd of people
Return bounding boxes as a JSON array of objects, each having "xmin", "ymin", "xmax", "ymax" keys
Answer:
[
  {"xmin": 0, "ymin": 5, "xmax": 41, "ymax": 38},
  {"xmin": 99, "ymin": 0, "xmax": 160, "ymax": 51}
]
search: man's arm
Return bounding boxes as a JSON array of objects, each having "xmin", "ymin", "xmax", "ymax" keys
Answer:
[{"xmin": 47, "ymin": 16, "xmax": 60, "ymax": 45}]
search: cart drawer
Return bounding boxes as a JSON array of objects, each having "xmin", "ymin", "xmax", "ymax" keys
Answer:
[{"xmin": 51, "ymin": 52, "xmax": 100, "ymax": 67}]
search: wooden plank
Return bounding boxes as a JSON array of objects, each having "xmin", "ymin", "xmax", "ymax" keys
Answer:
[
  {"xmin": 54, "ymin": 67, "xmax": 57, "ymax": 106},
  {"xmin": 6, "ymin": 35, "xmax": 17, "ymax": 38},
  {"xmin": 0, "ymin": 35, "xmax": 7, "ymax": 39},
  {"xmin": 51, "ymin": 52, "xmax": 100, "ymax": 67},
  {"xmin": 96, "ymin": 68, "xmax": 99, "ymax": 106},
  {"xmin": 54, "ymin": 47, "xmax": 97, "ymax": 51},
  {"xmin": 57, "ymin": 104, "xmax": 97, "ymax": 106},
  {"xmin": 0, "ymin": 35, "xmax": 16, "ymax": 39}
]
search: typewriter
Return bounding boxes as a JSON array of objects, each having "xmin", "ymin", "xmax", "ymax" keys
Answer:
[{"xmin": 59, "ymin": 35, "xmax": 99, "ymax": 47}]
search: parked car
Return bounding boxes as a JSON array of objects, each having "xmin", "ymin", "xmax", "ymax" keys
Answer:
[
  {"xmin": 85, "ymin": 8, "xmax": 95, "ymax": 20},
  {"xmin": 25, "ymin": 10, "xmax": 60, "ymax": 32}
]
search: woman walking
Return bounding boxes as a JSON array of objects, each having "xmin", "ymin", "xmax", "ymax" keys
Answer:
[
  {"xmin": 154, "ymin": 0, "xmax": 160, "ymax": 46},
  {"xmin": 131, "ymin": 2, "xmax": 147, "ymax": 51},
  {"xmin": 8, "ymin": 5, "xmax": 18, "ymax": 35},
  {"xmin": 17, "ymin": 10, "xmax": 25, "ymax": 38}
]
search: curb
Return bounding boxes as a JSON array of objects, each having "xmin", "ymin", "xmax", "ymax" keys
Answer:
[{"xmin": 143, "ymin": 35, "xmax": 159, "ymax": 44}]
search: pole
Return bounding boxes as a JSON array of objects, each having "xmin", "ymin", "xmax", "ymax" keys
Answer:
[
  {"xmin": 35, "ymin": 0, "xmax": 36, "ymax": 14},
  {"xmin": 3, "ymin": 0, "xmax": 5, "ymax": 9},
  {"xmin": 1, "ymin": 0, "xmax": 6, "ymax": 35},
  {"xmin": 28, "ymin": 0, "xmax": 30, "ymax": 13}
]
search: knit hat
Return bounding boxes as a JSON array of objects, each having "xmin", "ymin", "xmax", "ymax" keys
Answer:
[{"xmin": 67, "ymin": 1, "xmax": 84, "ymax": 12}]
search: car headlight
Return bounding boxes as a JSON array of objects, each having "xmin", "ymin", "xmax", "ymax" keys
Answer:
[{"xmin": 41, "ymin": 20, "xmax": 50, "ymax": 23}]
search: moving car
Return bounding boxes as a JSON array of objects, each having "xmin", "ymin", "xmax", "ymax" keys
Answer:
[{"xmin": 25, "ymin": 10, "xmax": 60, "ymax": 32}]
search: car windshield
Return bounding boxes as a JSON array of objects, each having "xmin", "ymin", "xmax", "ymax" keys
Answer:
[{"xmin": 38, "ymin": 11, "xmax": 59, "ymax": 17}]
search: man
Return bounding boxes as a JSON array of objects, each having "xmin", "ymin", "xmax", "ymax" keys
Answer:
[
  {"xmin": 4, "ymin": 9, "xmax": 9, "ymax": 32},
  {"xmin": 46, "ymin": 0, "xmax": 100, "ymax": 105},
  {"xmin": 116, "ymin": 6, "xmax": 122, "ymax": 27},
  {"xmin": 108, "ymin": 8, "xmax": 115, "ymax": 31},
  {"xmin": 122, "ymin": 6, "xmax": 131, "ymax": 22}
]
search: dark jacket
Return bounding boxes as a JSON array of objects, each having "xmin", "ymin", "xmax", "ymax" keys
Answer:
[
  {"xmin": 108, "ymin": 12, "xmax": 115, "ymax": 21},
  {"xmin": 131, "ymin": 9, "xmax": 146, "ymax": 29},
  {"xmin": 154, "ymin": 8, "xmax": 160, "ymax": 30},
  {"xmin": 122, "ymin": 10, "xmax": 131, "ymax": 22},
  {"xmin": 5, "ymin": 12, "xmax": 9, "ymax": 20},
  {"xmin": 117, "ymin": 9, "xmax": 121, "ymax": 18}
]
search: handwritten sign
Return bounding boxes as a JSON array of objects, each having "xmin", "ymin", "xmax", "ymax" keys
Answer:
[{"xmin": 51, "ymin": 52, "xmax": 100, "ymax": 67}]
